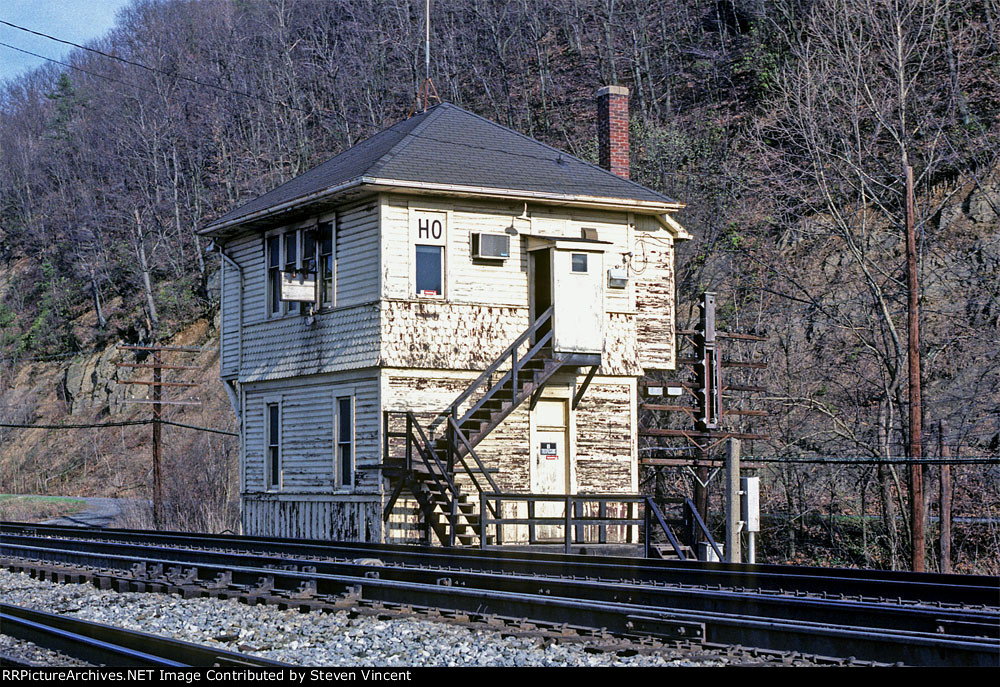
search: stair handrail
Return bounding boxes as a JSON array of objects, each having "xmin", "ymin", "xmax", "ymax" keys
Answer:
[
  {"xmin": 685, "ymin": 497, "xmax": 725, "ymax": 561},
  {"xmin": 457, "ymin": 328, "xmax": 554, "ymax": 429},
  {"xmin": 428, "ymin": 305, "xmax": 553, "ymax": 434},
  {"xmin": 407, "ymin": 411, "xmax": 461, "ymax": 509},
  {"xmin": 447, "ymin": 415, "xmax": 501, "ymax": 519},
  {"xmin": 644, "ymin": 496, "xmax": 687, "ymax": 560}
]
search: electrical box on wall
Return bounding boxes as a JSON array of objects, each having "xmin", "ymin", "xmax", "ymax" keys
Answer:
[
  {"xmin": 607, "ymin": 267, "xmax": 628, "ymax": 289},
  {"xmin": 471, "ymin": 232, "xmax": 510, "ymax": 260}
]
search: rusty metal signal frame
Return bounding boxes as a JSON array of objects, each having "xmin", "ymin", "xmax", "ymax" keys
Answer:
[{"xmin": 639, "ymin": 292, "xmax": 770, "ymax": 545}]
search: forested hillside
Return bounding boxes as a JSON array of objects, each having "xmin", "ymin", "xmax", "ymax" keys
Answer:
[{"xmin": 1, "ymin": 0, "xmax": 997, "ymax": 567}]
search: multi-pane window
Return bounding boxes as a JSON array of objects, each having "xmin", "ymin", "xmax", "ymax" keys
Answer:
[
  {"xmin": 267, "ymin": 236, "xmax": 281, "ymax": 315},
  {"xmin": 415, "ymin": 245, "xmax": 443, "ymax": 296},
  {"xmin": 284, "ymin": 232, "xmax": 299, "ymax": 314},
  {"xmin": 336, "ymin": 396, "xmax": 353, "ymax": 487},
  {"xmin": 266, "ymin": 222, "xmax": 335, "ymax": 317},
  {"xmin": 266, "ymin": 403, "xmax": 281, "ymax": 490},
  {"xmin": 318, "ymin": 222, "xmax": 334, "ymax": 307}
]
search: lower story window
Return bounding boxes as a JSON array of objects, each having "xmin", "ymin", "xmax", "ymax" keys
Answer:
[
  {"xmin": 337, "ymin": 397, "xmax": 353, "ymax": 487},
  {"xmin": 266, "ymin": 403, "xmax": 281, "ymax": 490},
  {"xmin": 415, "ymin": 244, "xmax": 443, "ymax": 296}
]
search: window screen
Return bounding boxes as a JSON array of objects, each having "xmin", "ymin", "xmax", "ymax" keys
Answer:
[{"xmin": 416, "ymin": 245, "xmax": 443, "ymax": 295}]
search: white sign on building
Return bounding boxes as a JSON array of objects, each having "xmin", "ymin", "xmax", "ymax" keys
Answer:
[{"xmin": 281, "ymin": 271, "xmax": 317, "ymax": 302}]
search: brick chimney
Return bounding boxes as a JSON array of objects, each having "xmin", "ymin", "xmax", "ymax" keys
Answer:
[{"xmin": 597, "ymin": 85, "xmax": 630, "ymax": 179}]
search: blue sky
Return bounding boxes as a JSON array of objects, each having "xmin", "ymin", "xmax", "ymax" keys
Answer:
[{"xmin": 0, "ymin": 0, "xmax": 133, "ymax": 84}]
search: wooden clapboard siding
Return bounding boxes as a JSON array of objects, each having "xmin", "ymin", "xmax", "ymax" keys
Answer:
[
  {"xmin": 219, "ymin": 232, "xmax": 260, "ymax": 378},
  {"xmin": 220, "ymin": 257, "xmax": 239, "ymax": 378},
  {"xmin": 242, "ymin": 495, "xmax": 382, "ymax": 541},
  {"xmin": 218, "ymin": 203, "xmax": 381, "ymax": 384},
  {"xmin": 379, "ymin": 194, "xmax": 651, "ymax": 314},
  {"xmin": 242, "ymin": 373, "xmax": 379, "ymax": 495},
  {"xmin": 336, "ymin": 200, "xmax": 380, "ymax": 307}
]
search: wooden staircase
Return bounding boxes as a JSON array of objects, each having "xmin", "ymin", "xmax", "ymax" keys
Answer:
[{"xmin": 384, "ymin": 306, "xmax": 571, "ymax": 546}]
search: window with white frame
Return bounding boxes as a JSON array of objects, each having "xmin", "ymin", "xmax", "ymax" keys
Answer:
[
  {"xmin": 336, "ymin": 396, "xmax": 353, "ymax": 488},
  {"xmin": 411, "ymin": 210, "xmax": 446, "ymax": 298},
  {"xmin": 415, "ymin": 245, "xmax": 443, "ymax": 296},
  {"xmin": 265, "ymin": 222, "xmax": 335, "ymax": 317},
  {"xmin": 266, "ymin": 402, "xmax": 281, "ymax": 490}
]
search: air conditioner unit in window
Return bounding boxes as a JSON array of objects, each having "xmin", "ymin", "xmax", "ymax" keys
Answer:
[{"xmin": 471, "ymin": 232, "xmax": 510, "ymax": 260}]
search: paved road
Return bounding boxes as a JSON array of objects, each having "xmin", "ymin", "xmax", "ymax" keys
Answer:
[{"xmin": 41, "ymin": 497, "xmax": 124, "ymax": 528}]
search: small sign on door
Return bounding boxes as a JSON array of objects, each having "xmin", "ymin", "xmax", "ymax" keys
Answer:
[{"xmin": 540, "ymin": 442, "xmax": 558, "ymax": 460}]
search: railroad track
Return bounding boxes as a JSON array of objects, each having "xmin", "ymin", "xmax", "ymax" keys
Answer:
[
  {"xmin": 2, "ymin": 522, "xmax": 998, "ymax": 667},
  {"xmin": 0, "ymin": 603, "xmax": 288, "ymax": 667}
]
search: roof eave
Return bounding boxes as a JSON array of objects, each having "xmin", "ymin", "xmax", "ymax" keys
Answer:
[
  {"xmin": 201, "ymin": 175, "xmax": 687, "ymax": 238},
  {"xmin": 363, "ymin": 177, "xmax": 685, "ymax": 214},
  {"xmin": 199, "ymin": 178, "xmax": 367, "ymax": 238}
]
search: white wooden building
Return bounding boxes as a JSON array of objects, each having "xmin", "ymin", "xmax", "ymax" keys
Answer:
[{"xmin": 203, "ymin": 87, "xmax": 690, "ymax": 546}]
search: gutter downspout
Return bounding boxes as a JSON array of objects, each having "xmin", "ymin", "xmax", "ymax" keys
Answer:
[{"xmin": 217, "ymin": 243, "xmax": 243, "ymax": 420}]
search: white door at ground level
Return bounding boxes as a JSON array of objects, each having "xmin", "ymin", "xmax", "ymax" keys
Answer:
[{"xmin": 531, "ymin": 399, "xmax": 569, "ymax": 541}]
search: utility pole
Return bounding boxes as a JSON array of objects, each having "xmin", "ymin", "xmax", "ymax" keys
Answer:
[
  {"xmin": 938, "ymin": 420, "xmax": 952, "ymax": 574},
  {"xmin": 905, "ymin": 164, "xmax": 925, "ymax": 573},
  {"xmin": 725, "ymin": 438, "xmax": 741, "ymax": 564},
  {"xmin": 116, "ymin": 344, "xmax": 201, "ymax": 530}
]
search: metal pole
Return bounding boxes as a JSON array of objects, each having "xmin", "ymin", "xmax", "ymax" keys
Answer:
[
  {"xmin": 939, "ymin": 420, "xmax": 952, "ymax": 574},
  {"xmin": 905, "ymin": 163, "xmax": 925, "ymax": 573},
  {"xmin": 747, "ymin": 531, "xmax": 756, "ymax": 564},
  {"xmin": 425, "ymin": 0, "xmax": 430, "ymax": 82},
  {"xmin": 725, "ymin": 439, "xmax": 741, "ymax": 563},
  {"xmin": 694, "ymin": 446, "xmax": 709, "ymax": 551}
]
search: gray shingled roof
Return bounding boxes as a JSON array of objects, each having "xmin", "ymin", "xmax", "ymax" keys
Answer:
[{"xmin": 206, "ymin": 102, "xmax": 675, "ymax": 230}]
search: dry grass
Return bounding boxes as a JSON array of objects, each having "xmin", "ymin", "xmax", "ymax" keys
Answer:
[{"xmin": 0, "ymin": 494, "xmax": 86, "ymax": 522}]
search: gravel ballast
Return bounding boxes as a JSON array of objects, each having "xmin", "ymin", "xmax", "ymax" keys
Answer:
[{"xmin": 0, "ymin": 569, "xmax": 733, "ymax": 667}]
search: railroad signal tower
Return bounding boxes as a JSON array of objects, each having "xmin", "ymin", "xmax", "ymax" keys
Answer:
[{"xmin": 640, "ymin": 292, "xmax": 769, "ymax": 555}]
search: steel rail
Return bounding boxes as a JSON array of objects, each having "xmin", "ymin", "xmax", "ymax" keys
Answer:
[
  {"xmin": 3, "ymin": 522, "xmax": 996, "ymax": 607},
  {"xmin": 3, "ymin": 535, "xmax": 996, "ymax": 640},
  {"xmin": 0, "ymin": 603, "xmax": 288, "ymax": 667},
  {"xmin": 3, "ymin": 541, "xmax": 998, "ymax": 666}
]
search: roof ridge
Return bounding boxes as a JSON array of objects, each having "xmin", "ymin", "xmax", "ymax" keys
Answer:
[
  {"xmin": 433, "ymin": 102, "xmax": 673, "ymax": 204},
  {"xmin": 365, "ymin": 103, "xmax": 449, "ymax": 178}
]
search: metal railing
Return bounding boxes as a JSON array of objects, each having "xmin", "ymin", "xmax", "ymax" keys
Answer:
[
  {"xmin": 428, "ymin": 305, "xmax": 553, "ymax": 435},
  {"xmin": 478, "ymin": 492, "xmax": 687, "ymax": 557}
]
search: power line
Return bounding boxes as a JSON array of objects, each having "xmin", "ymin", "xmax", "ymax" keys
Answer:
[
  {"xmin": 0, "ymin": 419, "xmax": 236, "ymax": 436},
  {"xmin": 0, "ymin": 19, "xmax": 312, "ymax": 115},
  {"xmin": 743, "ymin": 456, "xmax": 1000, "ymax": 465}
]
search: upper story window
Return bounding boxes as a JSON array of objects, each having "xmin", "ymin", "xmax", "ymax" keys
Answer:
[
  {"xmin": 411, "ymin": 210, "xmax": 447, "ymax": 298},
  {"xmin": 265, "ymin": 221, "xmax": 335, "ymax": 318},
  {"xmin": 415, "ymin": 245, "xmax": 443, "ymax": 296}
]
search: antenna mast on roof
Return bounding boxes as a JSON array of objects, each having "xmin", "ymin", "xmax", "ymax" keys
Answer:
[{"xmin": 409, "ymin": 0, "xmax": 441, "ymax": 117}]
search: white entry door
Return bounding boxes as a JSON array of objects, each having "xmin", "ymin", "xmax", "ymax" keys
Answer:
[{"xmin": 531, "ymin": 399, "xmax": 569, "ymax": 541}]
